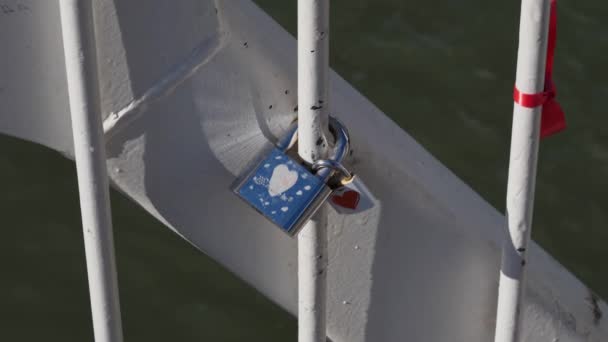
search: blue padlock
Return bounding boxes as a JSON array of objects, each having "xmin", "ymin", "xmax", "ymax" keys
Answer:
[{"xmin": 232, "ymin": 117, "xmax": 350, "ymax": 236}]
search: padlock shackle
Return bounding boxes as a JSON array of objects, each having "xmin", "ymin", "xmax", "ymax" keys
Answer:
[
  {"xmin": 311, "ymin": 117, "xmax": 350, "ymax": 181},
  {"xmin": 276, "ymin": 124, "xmax": 299, "ymax": 151},
  {"xmin": 276, "ymin": 117, "xmax": 349, "ymax": 161},
  {"xmin": 311, "ymin": 159, "xmax": 353, "ymax": 182},
  {"xmin": 327, "ymin": 117, "xmax": 350, "ymax": 164},
  {"xmin": 275, "ymin": 117, "xmax": 350, "ymax": 182}
]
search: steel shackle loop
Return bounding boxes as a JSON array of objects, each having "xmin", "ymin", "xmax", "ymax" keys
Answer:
[
  {"xmin": 275, "ymin": 116, "xmax": 351, "ymax": 183},
  {"xmin": 326, "ymin": 116, "xmax": 350, "ymax": 164},
  {"xmin": 311, "ymin": 117, "xmax": 352, "ymax": 183},
  {"xmin": 275, "ymin": 123, "xmax": 299, "ymax": 152},
  {"xmin": 311, "ymin": 159, "xmax": 353, "ymax": 183},
  {"xmin": 276, "ymin": 116, "xmax": 349, "ymax": 153}
]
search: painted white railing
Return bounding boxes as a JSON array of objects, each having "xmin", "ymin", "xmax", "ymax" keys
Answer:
[
  {"xmin": 59, "ymin": 1, "xmax": 124, "ymax": 341},
  {"xmin": 494, "ymin": 1, "xmax": 552, "ymax": 342},
  {"xmin": 297, "ymin": 1, "xmax": 331, "ymax": 341}
]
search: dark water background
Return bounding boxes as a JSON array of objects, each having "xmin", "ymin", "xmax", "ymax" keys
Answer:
[{"xmin": 1, "ymin": 0, "xmax": 607, "ymax": 340}]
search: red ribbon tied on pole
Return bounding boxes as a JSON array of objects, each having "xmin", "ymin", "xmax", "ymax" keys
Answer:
[{"xmin": 513, "ymin": 0, "xmax": 566, "ymax": 139}]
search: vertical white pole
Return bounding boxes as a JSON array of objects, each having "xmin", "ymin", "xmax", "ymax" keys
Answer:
[
  {"xmin": 297, "ymin": 1, "xmax": 330, "ymax": 341},
  {"xmin": 494, "ymin": 1, "xmax": 551, "ymax": 342},
  {"xmin": 59, "ymin": 1, "xmax": 124, "ymax": 342}
]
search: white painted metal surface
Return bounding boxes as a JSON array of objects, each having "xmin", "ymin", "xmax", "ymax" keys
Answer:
[
  {"xmin": 1, "ymin": 1, "xmax": 606, "ymax": 341},
  {"xmin": 58, "ymin": 0, "xmax": 124, "ymax": 341},
  {"xmin": 297, "ymin": 1, "xmax": 331, "ymax": 341},
  {"xmin": 494, "ymin": 1, "xmax": 551, "ymax": 341}
]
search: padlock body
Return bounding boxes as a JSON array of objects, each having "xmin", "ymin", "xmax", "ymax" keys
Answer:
[{"xmin": 233, "ymin": 148, "xmax": 331, "ymax": 236}]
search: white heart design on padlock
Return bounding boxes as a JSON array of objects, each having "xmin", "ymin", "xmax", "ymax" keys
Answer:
[{"xmin": 268, "ymin": 164, "xmax": 298, "ymax": 197}]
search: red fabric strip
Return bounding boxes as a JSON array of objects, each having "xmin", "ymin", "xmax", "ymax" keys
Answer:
[
  {"xmin": 513, "ymin": 86, "xmax": 548, "ymax": 108},
  {"xmin": 513, "ymin": 0, "xmax": 566, "ymax": 139}
]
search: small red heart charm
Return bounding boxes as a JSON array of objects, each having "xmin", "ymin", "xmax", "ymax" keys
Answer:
[{"xmin": 331, "ymin": 189, "xmax": 360, "ymax": 210}]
